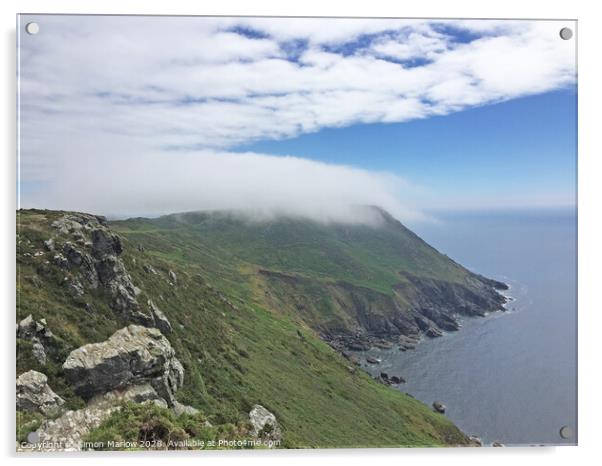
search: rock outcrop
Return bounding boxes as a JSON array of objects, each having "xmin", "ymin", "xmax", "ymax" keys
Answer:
[
  {"xmin": 50, "ymin": 214, "xmax": 141, "ymax": 317},
  {"xmin": 16, "ymin": 315, "xmax": 55, "ymax": 366},
  {"xmin": 398, "ymin": 335, "xmax": 419, "ymax": 351},
  {"xmin": 147, "ymin": 300, "xmax": 172, "ymax": 334},
  {"xmin": 62, "ymin": 325, "xmax": 183, "ymax": 407},
  {"xmin": 17, "ymin": 314, "xmax": 54, "ymax": 341},
  {"xmin": 33, "ymin": 384, "xmax": 167, "ymax": 452},
  {"xmin": 249, "ymin": 405, "xmax": 282, "ymax": 444},
  {"xmin": 17, "ymin": 213, "xmax": 191, "ymax": 451},
  {"xmin": 31, "ymin": 340, "xmax": 47, "ymax": 366},
  {"xmin": 16, "ymin": 370, "xmax": 64, "ymax": 417},
  {"xmin": 47, "ymin": 213, "xmax": 172, "ymax": 332},
  {"xmin": 377, "ymin": 372, "xmax": 405, "ymax": 386},
  {"xmin": 20, "ymin": 325, "xmax": 193, "ymax": 451}
]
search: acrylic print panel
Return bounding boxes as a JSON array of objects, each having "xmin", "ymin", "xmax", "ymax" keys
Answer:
[{"xmin": 16, "ymin": 15, "xmax": 577, "ymax": 451}]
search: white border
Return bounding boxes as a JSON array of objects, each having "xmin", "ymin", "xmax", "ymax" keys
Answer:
[{"xmin": 2, "ymin": 1, "xmax": 600, "ymax": 465}]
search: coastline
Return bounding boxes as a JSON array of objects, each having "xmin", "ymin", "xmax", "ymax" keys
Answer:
[
  {"xmin": 350, "ymin": 281, "xmax": 520, "ymax": 446},
  {"xmin": 324, "ymin": 276, "xmax": 510, "ymax": 357}
]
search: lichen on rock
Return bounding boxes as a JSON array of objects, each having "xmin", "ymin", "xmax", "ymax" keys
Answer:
[
  {"xmin": 31, "ymin": 384, "xmax": 165, "ymax": 452},
  {"xmin": 147, "ymin": 299, "xmax": 172, "ymax": 334},
  {"xmin": 48, "ymin": 213, "xmax": 159, "ymax": 328},
  {"xmin": 16, "ymin": 370, "xmax": 64, "ymax": 417},
  {"xmin": 62, "ymin": 325, "xmax": 183, "ymax": 407},
  {"xmin": 249, "ymin": 404, "xmax": 282, "ymax": 444},
  {"xmin": 17, "ymin": 315, "xmax": 54, "ymax": 365}
]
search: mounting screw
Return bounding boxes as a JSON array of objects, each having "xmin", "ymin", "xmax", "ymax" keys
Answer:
[
  {"xmin": 26, "ymin": 431, "xmax": 40, "ymax": 444},
  {"xmin": 559, "ymin": 425, "xmax": 573, "ymax": 439},
  {"xmin": 559, "ymin": 27, "xmax": 573, "ymax": 40},
  {"xmin": 25, "ymin": 22, "xmax": 40, "ymax": 35}
]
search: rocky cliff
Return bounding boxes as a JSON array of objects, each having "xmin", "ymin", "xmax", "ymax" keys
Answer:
[
  {"xmin": 259, "ymin": 268, "xmax": 507, "ymax": 352},
  {"xmin": 16, "ymin": 211, "xmax": 285, "ymax": 451}
]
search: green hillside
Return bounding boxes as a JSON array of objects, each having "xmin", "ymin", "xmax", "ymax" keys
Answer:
[
  {"xmin": 113, "ymin": 207, "xmax": 506, "ymax": 345},
  {"xmin": 16, "ymin": 208, "xmax": 495, "ymax": 449},
  {"xmin": 117, "ymin": 208, "xmax": 469, "ymax": 291}
]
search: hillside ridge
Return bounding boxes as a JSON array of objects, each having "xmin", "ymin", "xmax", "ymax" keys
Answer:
[
  {"xmin": 115, "ymin": 206, "xmax": 508, "ymax": 353},
  {"xmin": 17, "ymin": 208, "xmax": 471, "ymax": 450}
]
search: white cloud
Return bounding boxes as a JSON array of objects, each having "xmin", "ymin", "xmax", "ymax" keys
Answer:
[
  {"xmin": 20, "ymin": 147, "xmax": 428, "ymax": 224},
  {"xmin": 370, "ymin": 30, "xmax": 449, "ymax": 61},
  {"xmin": 217, "ymin": 17, "xmax": 419, "ymax": 45},
  {"xmin": 18, "ymin": 16, "xmax": 576, "ymax": 221}
]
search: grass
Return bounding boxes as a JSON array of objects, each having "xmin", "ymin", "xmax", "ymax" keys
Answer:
[
  {"xmin": 84, "ymin": 402, "xmax": 253, "ymax": 450},
  {"xmin": 16, "ymin": 209, "xmax": 468, "ymax": 448}
]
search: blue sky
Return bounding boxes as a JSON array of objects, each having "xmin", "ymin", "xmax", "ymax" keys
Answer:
[
  {"xmin": 235, "ymin": 89, "xmax": 577, "ymax": 210},
  {"xmin": 18, "ymin": 16, "xmax": 577, "ymax": 221}
]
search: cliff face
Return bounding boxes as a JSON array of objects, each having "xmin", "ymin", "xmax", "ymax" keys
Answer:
[{"xmin": 259, "ymin": 268, "xmax": 507, "ymax": 351}]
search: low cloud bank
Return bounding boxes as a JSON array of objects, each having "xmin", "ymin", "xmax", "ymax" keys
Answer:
[{"xmin": 21, "ymin": 150, "xmax": 428, "ymax": 225}]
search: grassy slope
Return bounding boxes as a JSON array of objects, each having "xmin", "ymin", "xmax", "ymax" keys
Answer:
[
  {"xmin": 121, "ymin": 210, "xmax": 471, "ymax": 291},
  {"xmin": 113, "ymin": 210, "xmax": 477, "ymax": 336},
  {"xmin": 17, "ymin": 209, "xmax": 468, "ymax": 448}
]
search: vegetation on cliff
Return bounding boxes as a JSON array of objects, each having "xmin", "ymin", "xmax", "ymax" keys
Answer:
[{"xmin": 16, "ymin": 207, "xmax": 505, "ymax": 449}]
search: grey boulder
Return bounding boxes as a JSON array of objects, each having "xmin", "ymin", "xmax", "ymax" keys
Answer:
[
  {"xmin": 16, "ymin": 370, "xmax": 64, "ymax": 417},
  {"xmin": 17, "ymin": 315, "xmax": 54, "ymax": 365},
  {"xmin": 34, "ymin": 384, "xmax": 166, "ymax": 452},
  {"xmin": 432, "ymin": 400, "xmax": 446, "ymax": 414},
  {"xmin": 173, "ymin": 401, "xmax": 199, "ymax": 417},
  {"xmin": 249, "ymin": 404, "xmax": 282, "ymax": 443},
  {"xmin": 31, "ymin": 338, "xmax": 47, "ymax": 365},
  {"xmin": 62, "ymin": 325, "xmax": 184, "ymax": 406}
]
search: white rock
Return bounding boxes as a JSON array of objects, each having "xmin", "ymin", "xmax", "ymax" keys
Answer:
[
  {"xmin": 16, "ymin": 370, "xmax": 64, "ymax": 416},
  {"xmin": 249, "ymin": 404, "xmax": 282, "ymax": 443}
]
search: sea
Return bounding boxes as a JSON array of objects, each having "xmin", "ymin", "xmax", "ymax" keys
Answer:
[{"xmin": 358, "ymin": 209, "xmax": 577, "ymax": 446}]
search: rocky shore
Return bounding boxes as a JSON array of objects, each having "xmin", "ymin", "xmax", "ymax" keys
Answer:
[
  {"xmin": 323, "ymin": 272, "xmax": 508, "ymax": 356},
  {"xmin": 322, "ymin": 274, "xmax": 509, "ymax": 398}
]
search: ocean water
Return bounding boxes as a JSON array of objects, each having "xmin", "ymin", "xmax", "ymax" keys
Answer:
[{"xmin": 359, "ymin": 209, "xmax": 577, "ymax": 446}]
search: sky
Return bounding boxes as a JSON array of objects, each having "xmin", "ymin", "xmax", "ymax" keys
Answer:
[{"xmin": 18, "ymin": 16, "xmax": 577, "ymax": 223}]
